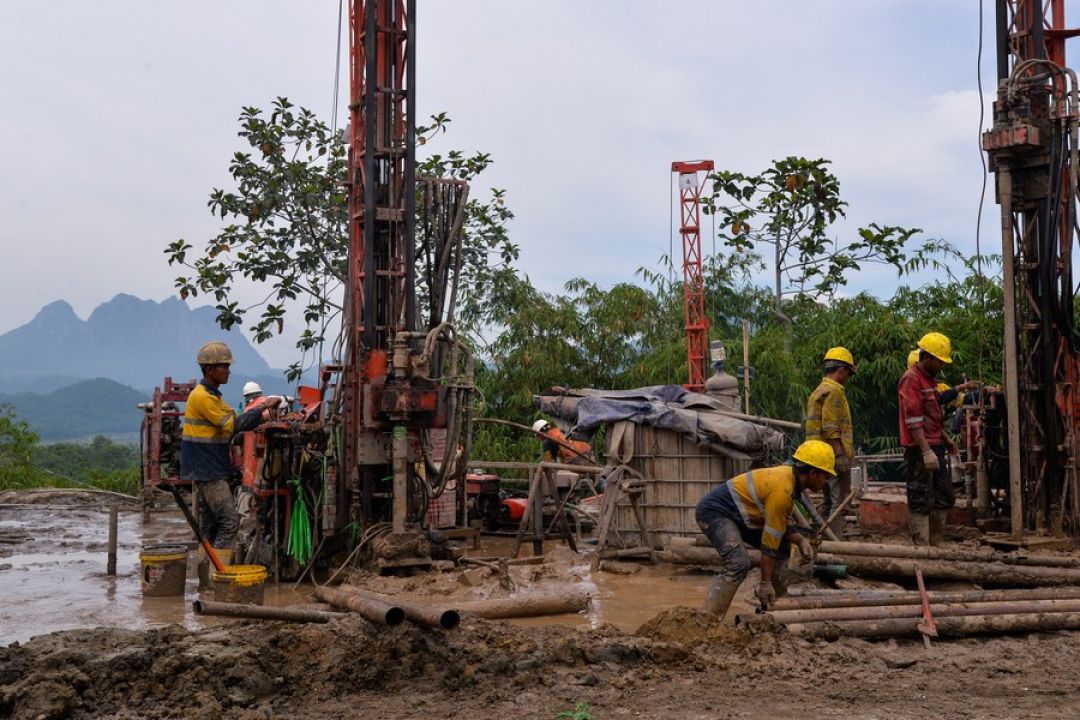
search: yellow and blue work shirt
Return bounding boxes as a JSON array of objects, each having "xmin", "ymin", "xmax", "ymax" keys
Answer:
[
  {"xmin": 694, "ymin": 465, "xmax": 799, "ymax": 557},
  {"xmin": 805, "ymin": 377, "xmax": 854, "ymax": 460},
  {"xmin": 181, "ymin": 382, "xmax": 263, "ymax": 483}
]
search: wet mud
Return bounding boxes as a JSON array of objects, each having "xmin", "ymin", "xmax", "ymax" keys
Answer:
[{"xmin": 4, "ymin": 490, "xmax": 1080, "ymax": 719}]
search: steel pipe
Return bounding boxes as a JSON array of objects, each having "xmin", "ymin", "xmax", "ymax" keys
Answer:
[
  {"xmin": 814, "ymin": 553, "xmax": 1080, "ymax": 586},
  {"xmin": 313, "ymin": 586, "xmax": 406, "ymax": 626},
  {"xmin": 456, "ymin": 591, "xmax": 590, "ymax": 619},
  {"xmin": 193, "ymin": 599, "xmax": 338, "ymax": 624},
  {"xmin": 335, "ymin": 585, "xmax": 460, "ymax": 629},
  {"xmin": 772, "ymin": 586, "xmax": 1080, "ymax": 611},
  {"xmin": 818, "ymin": 541, "xmax": 1080, "ymax": 568},
  {"xmin": 757, "ymin": 598, "xmax": 1080, "ymax": 625},
  {"xmin": 786, "ymin": 610, "xmax": 1080, "ymax": 640}
]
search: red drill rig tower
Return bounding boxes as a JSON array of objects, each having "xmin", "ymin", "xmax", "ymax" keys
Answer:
[
  {"xmin": 672, "ymin": 160, "xmax": 714, "ymax": 391},
  {"xmin": 984, "ymin": 0, "xmax": 1080, "ymax": 536}
]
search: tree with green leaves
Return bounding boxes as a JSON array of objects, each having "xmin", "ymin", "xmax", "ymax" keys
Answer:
[
  {"xmin": 166, "ymin": 99, "xmax": 518, "ymax": 380},
  {"xmin": 702, "ymin": 156, "xmax": 928, "ymax": 335},
  {"xmin": 0, "ymin": 404, "xmax": 39, "ymax": 486}
]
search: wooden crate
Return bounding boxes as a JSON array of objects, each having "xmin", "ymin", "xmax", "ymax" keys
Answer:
[{"xmin": 608, "ymin": 422, "xmax": 749, "ymax": 549}]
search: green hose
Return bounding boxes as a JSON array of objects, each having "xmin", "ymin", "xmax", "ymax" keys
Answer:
[{"xmin": 286, "ymin": 478, "xmax": 314, "ymax": 566}]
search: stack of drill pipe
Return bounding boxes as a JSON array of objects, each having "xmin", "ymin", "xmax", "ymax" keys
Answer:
[
  {"xmin": 818, "ymin": 541, "xmax": 1080, "ymax": 568},
  {"xmin": 814, "ymin": 551, "xmax": 1080, "ymax": 586},
  {"xmin": 744, "ymin": 587, "xmax": 1080, "ymax": 639},
  {"xmin": 772, "ymin": 586, "xmax": 1080, "ymax": 610}
]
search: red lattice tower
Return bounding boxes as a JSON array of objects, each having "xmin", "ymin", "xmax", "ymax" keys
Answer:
[{"xmin": 672, "ymin": 160, "xmax": 714, "ymax": 391}]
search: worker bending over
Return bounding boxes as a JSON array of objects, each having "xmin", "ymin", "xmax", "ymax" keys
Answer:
[
  {"xmin": 805, "ymin": 346, "xmax": 856, "ymax": 537},
  {"xmin": 694, "ymin": 440, "xmax": 835, "ymax": 619},
  {"xmin": 181, "ymin": 341, "xmax": 280, "ymax": 567},
  {"xmin": 532, "ymin": 418, "xmax": 592, "ymax": 465},
  {"xmin": 898, "ymin": 332, "xmax": 957, "ymax": 546}
]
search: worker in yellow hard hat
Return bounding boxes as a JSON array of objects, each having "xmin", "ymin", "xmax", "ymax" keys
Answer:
[
  {"xmin": 906, "ymin": 348, "xmax": 980, "ymax": 410},
  {"xmin": 898, "ymin": 332, "xmax": 957, "ymax": 546},
  {"xmin": 804, "ymin": 346, "xmax": 856, "ymax": 537},
  {"xmin": 695, "ymin": 440, "xmax": 835, "ymax": 619},
  {"xmin": 182, "ymin": 341, "xmax": 281, "ymax": 579}
]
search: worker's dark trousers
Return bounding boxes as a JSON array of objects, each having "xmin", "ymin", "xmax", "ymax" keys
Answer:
[
  {"xmin": 696, "ymin": 514, "xmax": 789, "ymax": 584},
  {"xmin": 821, "ymin": 466, "xmax": 852, "ymax": 536},
  {"xmin": 904, "ymin": 446, "xmax": 954, "ymax": 515},
  {"xmin": 197, "ymin": 478, "xmax": 240, "ymax": 549}
]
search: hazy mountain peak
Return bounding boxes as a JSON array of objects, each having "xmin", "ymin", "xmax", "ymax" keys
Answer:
[{"xmin": 0, "ymin": 294, "xmax": 278, "ymax": 393}]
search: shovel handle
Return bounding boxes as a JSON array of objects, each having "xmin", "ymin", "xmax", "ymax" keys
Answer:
[{"xmin": 165, "ymin": 485, "xmax": 227, "ymax": 572}]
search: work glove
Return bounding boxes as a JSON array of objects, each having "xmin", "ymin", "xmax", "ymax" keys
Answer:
[
  {"xmin": 755, "ymin": 580, "xmax": 776, "ymax": 610},
  {"xmin": 922, "ymin": 451, "xmax": 941, "ymax": 472},
  {"xmin": 795, "ymin": 536, "xmax": 815, "ymax": 566}
]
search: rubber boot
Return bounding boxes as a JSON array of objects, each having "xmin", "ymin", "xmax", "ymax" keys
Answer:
[
  {"xmin": 196, "ymin": 546, "xmax": 209, "ymax": 590},
  {"xmin": 910, "ymin": 513, "xmax": 931, "ymax": 547},
  {"xmin": 703, "ymin": 578, "xmax": 741, "ymax": 620},
  {"xmin": 772, "ymin": 556, "xmax": 790, "ymax": 598},
  {"xmin": 929, "ymin": 510, "xmax": 947, "ymax": 547}
]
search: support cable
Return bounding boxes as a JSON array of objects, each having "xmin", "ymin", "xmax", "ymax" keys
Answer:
[{"xmin": 975, "ymin": 0, "xmax": 989, "ymax": 380}]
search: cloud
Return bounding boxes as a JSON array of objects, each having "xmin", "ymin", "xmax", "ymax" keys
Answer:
[{"xmin": 0, "ymin": 1, "xmax": 1028, "ymax": 366}]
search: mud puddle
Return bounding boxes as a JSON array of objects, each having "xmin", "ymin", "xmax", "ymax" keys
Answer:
[
  {"xmin": 1, "ymin": 492, "xmax": 741, "ymax": 645},
  {"xmin": 0, "ymin": 495, "xmax": 309, "ymax": 645}
]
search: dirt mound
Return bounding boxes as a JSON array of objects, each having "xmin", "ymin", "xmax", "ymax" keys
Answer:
[{"xmin": 0, "ymin": 613, "xmax": 666, "ymax": 720}]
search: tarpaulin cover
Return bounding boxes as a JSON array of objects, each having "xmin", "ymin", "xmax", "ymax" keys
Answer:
[{"xmin": 535, "ymin": 386, "xmax": 787, "ymax": 459}]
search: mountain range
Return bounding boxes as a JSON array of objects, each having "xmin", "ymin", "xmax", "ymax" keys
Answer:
[{"xmin": 0, "ymin": 294, "xmax": 296, "ymax": 440}]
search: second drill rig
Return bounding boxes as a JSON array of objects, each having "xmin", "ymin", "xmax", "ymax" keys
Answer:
[{"xmin": 983, "ymin": 0, "xmax": 1080, "ymax": 537}]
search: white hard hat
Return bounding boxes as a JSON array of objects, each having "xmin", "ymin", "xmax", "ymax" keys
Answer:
[
  {"xmin": 242, "ymin": 381, "xmax": 263, "ymax": 398},
  {"xmin": 532, "ymin": 419, "xmax": 550, "ymax": 433}
]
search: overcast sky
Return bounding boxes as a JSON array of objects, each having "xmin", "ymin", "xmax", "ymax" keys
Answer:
[{"xmin": 2, "ymin": 1, "xmax": 1073, "ymax": 368}]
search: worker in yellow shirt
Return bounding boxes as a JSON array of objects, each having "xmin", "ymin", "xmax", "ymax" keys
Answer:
[
  {"xmin": 694, "ymin": 440, "xmax": 836, "ymax": 619},
  {"xmin": 805, "ymin": 347, "xmax": 856, "ymax": 537}
]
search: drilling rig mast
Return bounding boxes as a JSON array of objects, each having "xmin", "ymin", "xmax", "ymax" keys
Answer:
[{"xmin": 984, "ymin": 0, "xmax": 1080, "ymax": 536}]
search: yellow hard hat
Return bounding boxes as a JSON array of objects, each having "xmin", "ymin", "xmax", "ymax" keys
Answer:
[
  {"xmin": 823, "ymin": 346, "xmax": 856, "ymax": 372},
  {"xmin": 196, "ymin": 341, "xmax": 234, "ymax": 365},
  {"xmin": 917, "ymin": 332, "xmax": 953, "ymax": 364},
  {"xmin": 792, "ymin": 439, "xmax": 837, "ymax": 476},
  {"xmin": 906, "ymin": 349, "xmax": 920, "ymax": 368}
]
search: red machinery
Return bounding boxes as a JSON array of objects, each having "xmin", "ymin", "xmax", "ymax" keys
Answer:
[
  {"xmin": 983, "ymin": 0, "xmax": 1080, "ymax": 535},
  {"xmin": 138, "ymin": 377, "xmax": 196, "ymax": 491},
  {"xmin": 672, "ymin": 160, "xmax": 714, "ymax": 391}
]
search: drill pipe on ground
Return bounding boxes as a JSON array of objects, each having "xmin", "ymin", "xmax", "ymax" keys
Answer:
[
  {"xmin": 756, "ymin": 597, "xmax": 1080, "ymax": 625},
  {"xmin": 771, "ymin": 586, "xmax": 1080, "ymax": 611},
  {"xmin": 193, "ymin": 599, "xmax": 338, "ymax": 624},
  {"xmin": 455, "ymin": 591, "xmax": 591, "ymax": 619},
  {"xmin": 785, "ymin": 611, "xmax": 1080, "ymax": 640},
  {"xmin": 818, "ymin": 541, "xmax": 1080, "ymax": 568},
  {"xmin": 312, "ymin": 586, "xmax": 406, "ymax": 626},
  {"xmin": 336, "ymin": 585, "xmax": 460, "ymax": 630},
  {"xmin": 814, "ymin": 553, "xmax": 1080, "ymax": 586}
]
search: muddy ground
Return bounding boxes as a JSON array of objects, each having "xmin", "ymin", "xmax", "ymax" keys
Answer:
[{"xmin": 4, "ymin": 490, "xmax": 1080, "ymax": 719}]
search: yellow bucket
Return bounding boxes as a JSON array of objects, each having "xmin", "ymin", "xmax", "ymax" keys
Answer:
[
  {"xmin": 140, "ymin": 544, "xmax": 189, "ymax": 597},
  {"xmin": 210, "ymin": 564, "xmax": 268, "ymax": 605}
]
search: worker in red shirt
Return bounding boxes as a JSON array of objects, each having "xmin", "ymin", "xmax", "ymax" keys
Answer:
[{"xmin": 898, "ymin": 332, "xmax": 958, "ymax": 546}]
